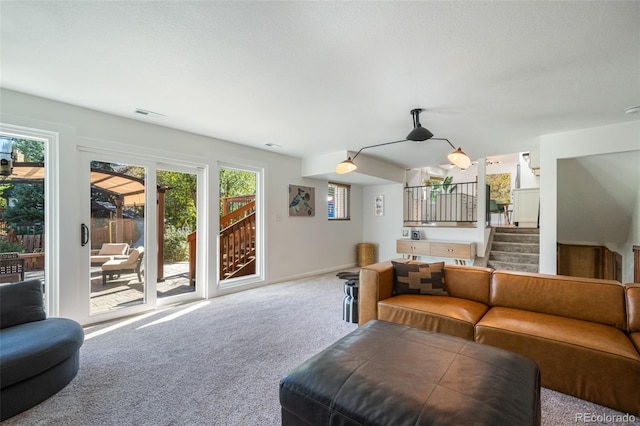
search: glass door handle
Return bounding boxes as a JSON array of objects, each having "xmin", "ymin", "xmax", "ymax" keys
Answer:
[{"xmin": 81, "ymin": 224, "xmax": 89, "ymax": 247}]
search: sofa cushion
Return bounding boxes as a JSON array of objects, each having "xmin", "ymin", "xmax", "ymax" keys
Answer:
[
  {"xmin": 490, "ymin": 271, "xmax": 626, "ymax": 330},
  {"xmin": 0, "ymin": 280, "xmax": 45, "ymax": 329},
  {"xmin": 443, "ymin": 264, "xmax": 492, "ymax": 305},
  {"xmin": 0, "ymin": 318, "xmax": 84, "ymax": 388},
  {"xmin": 392, "ymin": 260, "xmax": 446, "ymax": 296},
  {"xmin": 378, "ymin": 295, "xmax": 488, "ymax": 340},
  {"xmin": 476, "ymin": 307, "xmax": 640, "ymax": 416},
  {"xmin": 631, "ymin": 333, "xmax": 640, "ymax": 354}
]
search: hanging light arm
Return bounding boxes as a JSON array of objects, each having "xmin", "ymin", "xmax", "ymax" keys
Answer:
[
  {"xmin": 349, "ymin": 139, "xmax": 408, "ymax": 162},
  {"xmin": 430, "ymin": 137, "xmax": 456, "ymax": 151},
  {"xmin": 336, "ymin": 109, "xmax": 472, "ymax": 173}
]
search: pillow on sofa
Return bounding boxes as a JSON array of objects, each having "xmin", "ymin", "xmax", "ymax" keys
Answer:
[
  {"xmin": 0, "ymin": 279, "xmax": 46, "ymax": 329},
  {"xmin": 391, "ymin": 260, "xmax": 447, "ymax": 296}
]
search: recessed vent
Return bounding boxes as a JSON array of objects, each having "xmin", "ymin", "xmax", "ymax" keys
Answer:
[{"xmin": 134, "ymin": 108, "xmax": 164, "ymax": 118}]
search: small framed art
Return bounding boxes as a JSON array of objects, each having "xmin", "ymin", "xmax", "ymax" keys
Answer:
[
  {"xmin": 288, "ymin": 184, "xmax": 315, "ymax": 216},
  {"xmin": 375, "ymin": 195, "xmax": 384, "ymax": 216}
]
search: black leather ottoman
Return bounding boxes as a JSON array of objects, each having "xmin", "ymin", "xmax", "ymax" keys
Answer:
[{"xmin": 280, "ymin": 320, "xmax": 540, "ymax": 426}]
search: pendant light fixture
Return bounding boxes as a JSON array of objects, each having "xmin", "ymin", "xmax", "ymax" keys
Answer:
[{"xmin": 336, "ymin": 109, "xmax": 471, "ymax": 174}]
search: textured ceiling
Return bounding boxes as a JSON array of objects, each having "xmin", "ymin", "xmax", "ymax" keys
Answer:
[{"xmin": 1, "ymin": 1, "xmax": 639, "ymax": 169}]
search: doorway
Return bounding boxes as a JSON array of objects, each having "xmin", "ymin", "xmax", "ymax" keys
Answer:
[
  {"xmin": 83, "ymin": 150, "xmax": 205, "ymax": 319},
  {"xmin": 156, "ymin": 166, "xmax": 198, "ymax": 300},
  {"xmin": 87, "ymin": 157, "xmax": 148, "ymax": 315}
]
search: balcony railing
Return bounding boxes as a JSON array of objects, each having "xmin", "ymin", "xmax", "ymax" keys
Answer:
[{"xmin": 404, "ymin": 182, "xmax": 489, "ymax": 225}]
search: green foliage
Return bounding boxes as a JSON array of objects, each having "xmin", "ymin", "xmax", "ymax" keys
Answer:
[
  {"xmin": 13, "ymin": 139, "xmax": 44, "ymax": 162},
  {"xmin": 163, "ymin": 225, "xmax": 191, "ymax": 262},
  {"xmin": 0, "ymin": 184, "xmax": 9, "ymax": 211},
  {"xmin": 0, "ymin": 239, "xmax": 25, "ymax": 253},
  {"xmin": 220, "ymin": 168, "xmax": 255, "ymax": 198},
  {"xmin": 3, "ymin": 184, "xmax": 44, "ymax": 225},
  {"xmin": 219, "ymin": 168, "xmax": 256, "ymax": 215},
  {"xmin": 158, "ymin": 171, "xmax": 197, "ymax": 230},
  {"xmin": 428, "ymin": 176, "xmax": 456, "ymax": 201}
]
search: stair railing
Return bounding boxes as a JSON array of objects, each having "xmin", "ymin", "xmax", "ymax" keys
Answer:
[
  {"xmin": 220, "ymin": 200, "xmax": 255, "ymax": 230},
  {"xmin": 219, "ymin": 211, "xmax": 256, "ymax": 280},
  {"xmin": 403, "ymin": 182, "xmax": 483, "ymax": 224}
]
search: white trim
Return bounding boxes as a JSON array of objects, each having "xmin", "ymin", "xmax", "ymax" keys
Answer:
[
  {"xmin": 0, "ymin": 124, "xmax": 59, "ymax": 316},
  {"xmin": 217, "ymin": 161, "xmax": 266, "ymax": 292},
  {"xmin": 155, "ymin": 162, "xmax": 208, "ymax": 306},
  {"xmin": 78, "ymin": 149, "xmax": 211, "ymax": 324},
  {"xmin": 77, "ymin": 138, "xmax": 209, "ymax": 170},
  {"xmin": 79, "ymin": 149, "xmax": 156, "ymax": 323}
]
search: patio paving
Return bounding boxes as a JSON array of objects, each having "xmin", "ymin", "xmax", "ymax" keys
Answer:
[{"xmin": 26, "ymin": 262, "xmax": 196, "ymax": 315}]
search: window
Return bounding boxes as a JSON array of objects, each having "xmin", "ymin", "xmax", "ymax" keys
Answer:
[{"xmin": 328, "ymin": 182, "xmax": 350, "ymax": 220}]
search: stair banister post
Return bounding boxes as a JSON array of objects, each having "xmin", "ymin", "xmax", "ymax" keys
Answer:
[{"xmin": 476, "ymin": 158, "xmax": 488, "ymax": 256}]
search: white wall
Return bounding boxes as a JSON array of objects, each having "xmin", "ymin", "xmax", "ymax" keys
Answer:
[
  {"xmin": 618, "ymin": 181, "xmax": 640, "ymax": 283},
  {"xmin": 362, "ymin": 184, "xmax": 404, "ymax": 263},
  {"xmin": 446, "ymin": 154, "xmax": 540, "ymax": 195},
  {"xmin": 539, "ymin": 120, "xmax": 640, "ymax": 282},
  {"xmin": 362, "ymin": 182, "xmax": 486, "ymax": 264},
  {"xmin": 1, "ymin": 89, "xmax": 364, "ymax": 322}
]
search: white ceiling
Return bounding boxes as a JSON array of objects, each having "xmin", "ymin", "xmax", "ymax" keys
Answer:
[{"xmin": 1, "ymin": 1, "xmax": 639, "ymax": 170}]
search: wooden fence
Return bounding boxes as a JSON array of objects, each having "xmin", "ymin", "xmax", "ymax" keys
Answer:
[{"xmin": 90, "ymin": 219, "xmax": 138, "ymax": 249}]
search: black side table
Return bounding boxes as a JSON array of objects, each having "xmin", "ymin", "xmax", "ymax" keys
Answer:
[{"xmin": 343, "ymin": 280, "xmax": 359, "ymax": 323}]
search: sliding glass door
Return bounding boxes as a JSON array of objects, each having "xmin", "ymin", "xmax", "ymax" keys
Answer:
[
  {"xmin": 85, "ymin": 154, "xmax": 148, "ymax": 316},
  {"xmin": 83, "ymin": 150, "xmax": 205, "ymax": 320},
  {"xmin": 156, "ymin": 166, "xmax": 198, "ymax": 301}
]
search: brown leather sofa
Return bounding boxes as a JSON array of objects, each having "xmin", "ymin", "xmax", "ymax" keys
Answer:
[{"xmin": 359, "ymin": 259, "xmax": 640, "ymax": 416}]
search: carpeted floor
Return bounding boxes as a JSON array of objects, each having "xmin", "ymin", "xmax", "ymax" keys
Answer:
[{"xmin": 4, "ymin": 271, "xmax": 637, "ymax": 425}]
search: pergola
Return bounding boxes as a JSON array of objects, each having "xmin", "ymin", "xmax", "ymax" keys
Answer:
[{"xmin": 3, "ymin": 162, "xmax": 169, "ymax": 280}]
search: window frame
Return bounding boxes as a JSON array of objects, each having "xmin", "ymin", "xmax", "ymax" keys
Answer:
[{"xmin": 327, "ymin": 182, "xmax": 350, "ymax": 221}]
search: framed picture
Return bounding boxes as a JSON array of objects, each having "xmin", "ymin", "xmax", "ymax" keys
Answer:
[
  {"xmin": 485, "ymin": 173, "xmax": 511, "ymax": 203},
  {"xmin": 375, "ymin": 195, "xmax": 384, "ymax": 216},
  {"xmin": 402, "ymin": 227, "xmax": 410, "ymax": 238},
  {"xmin": 288, "ymin": 184, "xmax": 315, "ymax": 216}
]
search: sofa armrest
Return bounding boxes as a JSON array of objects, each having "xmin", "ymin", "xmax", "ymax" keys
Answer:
[
  {"xmin": 0, "ymin": 279, "xmax": 46, "ymax": 329},
  {"xmin": 626, "ymin": 283, "xmax": 640, "ymax": 333},
  {"xmin": 359, "ymin": 261, "xmax": 396, "ymax": 326}
]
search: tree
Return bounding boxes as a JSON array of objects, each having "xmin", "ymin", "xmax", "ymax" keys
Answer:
[
  {"xmin": 13, "ymin": 139, "xmax": 45, "ymax": 162},
  {"xmin": 157, "ymin": 171, "xmax": 197, "ymax": 230},
  {"xmin": 0, "ymin": 139, "xmax": 44, "ymax": 239},
  {"xmin": 219, "ymin": 168, "xmax": 256, "ymax": 216},
  {"xmin": 3, "ymin": 184, "xmax": 45, "ymax": 227}
]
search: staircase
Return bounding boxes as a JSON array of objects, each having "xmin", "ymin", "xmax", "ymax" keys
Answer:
[
  {"xmin": 487, "ymin": 227, "xmax": 539, "ymax": 273},
  {"xmin": 219, "ymin": 199, "xmax": 256, "ymax": 280}
]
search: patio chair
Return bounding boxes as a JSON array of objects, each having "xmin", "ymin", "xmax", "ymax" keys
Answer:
[
  {"xmin": 101, "ymin": 246, "xmax": 144, "ymax": 286},
  {"xmin": 0, "ymin": 252, "xmax": 25, "ymax": 283},
  {"xmin": 91, "ymin": 243, "xmax": 130, "ymax": 265}
]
